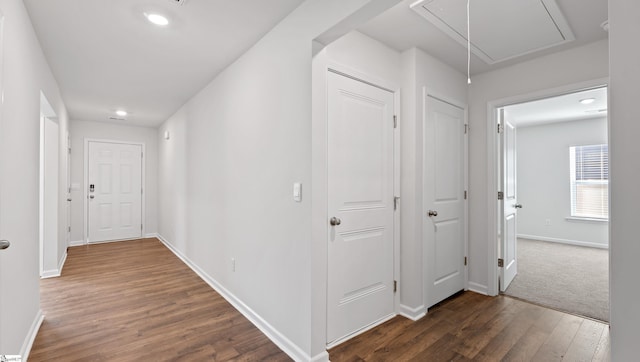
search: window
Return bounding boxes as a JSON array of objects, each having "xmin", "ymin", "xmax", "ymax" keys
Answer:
[{"xmin": 569, "ymin": 144, "xmax": 608, "ymax": 219}]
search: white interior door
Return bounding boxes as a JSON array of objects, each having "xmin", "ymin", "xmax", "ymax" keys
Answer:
[
  {"xmin": 424, "ymin": 95, "xmax": 467, "ymax": 308},
  {"xmin": 327, "ymin": 71, "xmax": 395, "ymax": 344},
  {"xmin": 87, "ymin": 141, "xmax": 142, "ymax": 243},
  {"xmin": 500, "ymin": 111, "xmax": 518, "ymax": 291}
]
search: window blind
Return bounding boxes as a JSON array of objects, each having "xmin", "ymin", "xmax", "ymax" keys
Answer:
[{"xmin": 569, "ymin": 144, "xmax": 608, "ymax": 219}]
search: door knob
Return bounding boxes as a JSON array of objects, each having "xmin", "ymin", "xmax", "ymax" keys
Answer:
[
  {"xmin": 330, "ymin": 217, "xmax": 341, "ymax": 226},
  {"xmin": 0, "ymin": 240, "xmax": 10, "ymax": 250},
  {"xmin": 67, "ymin": 198, "xmax": 72, "ymax": 202},
  {"xmin": 89, "ymin": 195, "xmax": 95, "ymax": 199},
  {"xmin": 428, "ymin": 210, "xmax": 438, "ymax": 217},
  {"xmin": 514, "ymin": 204, "xmax": 523, "ymax": 209}
]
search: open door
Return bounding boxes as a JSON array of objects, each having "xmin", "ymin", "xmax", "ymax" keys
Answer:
[{"xmin": 500, "ymin": 109, "xmax": 520, "ymax": 292}]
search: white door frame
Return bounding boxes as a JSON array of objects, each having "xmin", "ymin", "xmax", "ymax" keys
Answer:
[
  {"xmin": 83, "ymin": 138, "xmax": 146, "ymax": 244},
  {"xmin": 485, "ymin": 77, "xmax": 608, "ymax": 296},
  {"xmin": 422, "ymin": 89, "xmax": 469, "ymax": 307},
  {"xmin": 317, "ymin": 61, "xmax": 401, "ymax": 348}
]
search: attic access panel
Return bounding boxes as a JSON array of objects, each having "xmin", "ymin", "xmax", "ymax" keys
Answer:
[{"xmin": 410, "ymin": 0, "xmax": 575, "ymax": 64}]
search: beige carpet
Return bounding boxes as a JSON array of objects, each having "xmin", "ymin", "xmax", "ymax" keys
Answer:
[{"xmin": 504, "ymin": 238, "xmax": 609, "ymax": 322}]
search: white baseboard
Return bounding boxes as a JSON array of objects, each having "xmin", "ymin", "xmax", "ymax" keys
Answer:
[
  {"xmin": 399, "ymin": 304, "xmax": 426, "ymax": 321},
  {"xmin": 518, "ymin": 234, "xmax": 608, "ymax": 249},
  {"xmin": 69, "ymin": 240, "xmax": 85, "ymax": 247},
  {"xmin": 21, "ymin": 309, "xmax": 44, "ymax": 361},
  {"xmin": 310, "ymin": 351, "xmax": 330, "ymax": 362},
  {"xmin": 326, "ymin": 313, "xmax": 396, "ymax": 349},
  {"xmin": 467, "ymin": 282, "xmax": 489, "ymax": 295},
  {"xmin": 156, "ymin": 234, "xmax": 312, "ymax": 362},
  {"xmin": 145, "ymin": 233, "xmax": 158, "ymax": 238},
  {"xmin": 41, "ymin": 249, "xmax": 67, "ymax": 279},
  {"xmin": 41, "ymin": 269, "xmax": 59, "ymax": 279}
]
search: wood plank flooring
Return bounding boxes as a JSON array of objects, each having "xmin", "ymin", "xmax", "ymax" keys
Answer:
[
  {"xmin": 29, "ymin": 238, "xmax": 289, "ymax": 361},
  {"xmin": 30, "ymin": 238, "xmax": 610, "ymax": 361},
  {"xmin": 329, "ymin": 292, "xmax": 610, "ymax": 361}
]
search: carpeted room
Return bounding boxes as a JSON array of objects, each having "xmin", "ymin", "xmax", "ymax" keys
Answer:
[{"xmin": 502, "ymin": 89, "xmax": 609, "ymax": 322}]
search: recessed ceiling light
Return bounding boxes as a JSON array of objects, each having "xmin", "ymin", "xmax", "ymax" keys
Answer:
[
  {"xmin": 116, "ymin": 110, "xmax": 127, "ymax": 117},
  {"xmin": 579, "ymin": 98, "xmax": 596, "ymax": 105},
  {"xmin": 145, "ymin": 13, "xmax": 169, "ymax": 26}
]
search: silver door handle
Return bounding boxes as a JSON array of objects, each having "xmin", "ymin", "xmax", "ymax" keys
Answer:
[
  {"xmin": 514, "ymin": 204, "xmax": 523, "ymax": 209},
  {"xmin": 0, "ymin": 240, "xmax": 10, "ymax": 250},
  {"xmin": 330, "ymin": 217, "xmax": 341, "ymax": 226},
  {"xmin": 428, "ymin": 210, "xmax": 438, "ymax": 217},
  {"xmin": 89, "ymin": 195, "xmax": 95, "ymax": 199}
]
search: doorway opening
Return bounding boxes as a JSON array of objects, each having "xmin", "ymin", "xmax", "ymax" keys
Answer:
[
  {"xmin": 39, "ymin": 93, "xmax": 60, "ymax": 278},
  {"xmin": 493, "ymin": 85, "xmax": 609, "ymax": 322}
]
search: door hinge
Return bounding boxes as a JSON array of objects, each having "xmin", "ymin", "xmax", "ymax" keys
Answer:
[
  {"xmin": 393, "ymin": 115, "xmax": 397, "ymax": 128},
  {"xmin": 464, "ymin": 124, "xmax": 468, "ymax": 134},
  {"xmin": 394, "ymin": 196, "xmax": 400, "ymax": 211},
  {"xmin": 141, "ymin": 224, "xmax": 143, "ymax": 230},
  {"xmin": 498, "ymin": 191, "xmax": 504, "ymax": 200},
  {"xmin": 393, "ymin": 280, "xmax": 397, "ymax": 293},
  {"xmin": 68, "ymin": 147, "xmax": 71, "ymax": 154},
  {"xmin": 497, "ymin": 123, "xmax": 503, "ymax": 133},
  {"xmin": 464, "ymin": 190, "xmax": 468, "ymax": 200},
  {"xmin": 141, "ymin": 188, "xmax": 143, "ymax": 194},
  {"xmin": 498, "ymin": 258, "xmax": 504, "ymax": 267},
  {"xmin": 68, "ymin": 226, "xmax": 71, "ymax": 232},
  {"xmin": 464, "ymin": 256, "xmax": 468, "ymax": 266}
]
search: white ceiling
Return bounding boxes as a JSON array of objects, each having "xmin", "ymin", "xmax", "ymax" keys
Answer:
[
  {"xmin": 24, "ymin": 0, "xmax": 304, "ymax": 127},
  {"xmin": 504, "ymin": 87, "xmax": 607, "ymax": 127},
  {"xmin": 358, "ymin": 0, "xmax": 608, "ymax": 76}
]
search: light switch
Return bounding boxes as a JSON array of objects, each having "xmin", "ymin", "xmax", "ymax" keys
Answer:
[{"xmin": 293, "ymin": 183, "xmax": 302, "ymax": 202}]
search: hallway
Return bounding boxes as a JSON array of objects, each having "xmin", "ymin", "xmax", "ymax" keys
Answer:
[{"xmin": 29, "ymin": 238, "xmax": 288, "ymax": 361}]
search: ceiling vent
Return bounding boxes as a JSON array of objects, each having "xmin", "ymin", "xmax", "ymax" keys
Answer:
[
  {"xmin": 410, "ymin": 0, "xmax": 575, "ymax": 64},
  {"xmin": 167, "ymin": 0, "xmax": 188, "ymax": 6}
]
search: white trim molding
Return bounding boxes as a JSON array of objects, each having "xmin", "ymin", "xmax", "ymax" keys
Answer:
[
  {"xmin": 41, "ymin": 249, "xmax": 68, "ymax": 279},
  {"xmin": 518, "ymin": 234, "xmax": 608, "ymax": 249},
  {"xmin": 467, "ymin": 282, "xmax": 489, "ymax": 295},
  {"xmin": 156, "ymin": 234, "xmax": 314, "ymax": 362},
  {"xmin": 69, "ymin": 240, "xmax": 85, "ymax": 247},
  {"xmin": 399, "ymin": 304, "xmax": 426, "ymax": 321},
  {"xmin": 20, "ymin": 309, "xmax": 44, "ymax": 361}
]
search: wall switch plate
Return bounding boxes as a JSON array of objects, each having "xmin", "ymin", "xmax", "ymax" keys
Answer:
[{"xmin": 293, "ymin": 183, "xmax": 302, "ymax": 202}]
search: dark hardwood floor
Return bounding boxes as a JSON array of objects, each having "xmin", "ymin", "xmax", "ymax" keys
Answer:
[
  {"xmin": 30, "ymin": 238, "xmax": 609, "ymax": 361},
  {"xmin": 29, "ymin": 238, "xmax": 289, "ymax": 361},
  {"xmin": 329, "ymin": 292, "xmax": 610, "ymax": 361}
]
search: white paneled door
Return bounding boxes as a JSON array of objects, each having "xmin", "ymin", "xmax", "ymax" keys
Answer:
[
  {"xmin": 500, "ymin": 112, "xmax": 518, "ymax": 291},
  {"xmin": 87, "ymin": 141, "xmax": 142, "ymax": 243},
  {"xmin": 327, "ymin": 71, "xmax": 395, "ymax": 345},
  {"xmin": 424, "ymin": 94, "xmax": 467, "ymax": 308}
]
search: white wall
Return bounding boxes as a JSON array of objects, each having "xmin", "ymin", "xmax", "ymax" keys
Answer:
[
  {"xmin": 69, "ymin": 120, "xmax": 158, "ymax": 243},
  {"xmin": 516, "ymin": 117, "xmax": 608, "ymax": 248},
  {"xmin": 609, "ymin": 0, "xmax": 640, "ymax": 359},
  {"xmin": 0, "ymin": 0, "xmax": 69, "ymax": 355},
  {"xmin": 466, "ymin": 39, "xmax": 609, "ymax": 293},
  {"xmin": 158, "ymin": 2, "xmax": 402, "ymax": 360},
  {"xmin": 400, "ymin": 47, "xmax": 468, "ymax": 314}
]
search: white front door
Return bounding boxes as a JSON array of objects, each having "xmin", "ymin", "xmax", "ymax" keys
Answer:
[
  {"xmin": 424, "ymin": 94, "xmax": 467, "ymax": 307},
  {"xmin": 87, "ymin": 141, "xmax": 143, "ymax": 243},
  {"xmin": 326, "ymin": 71, "xmax": 395, "ymax": 344},
  {"xmin": 500, "ymin": 111, "xmax": 518, "ymax": 291}
]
